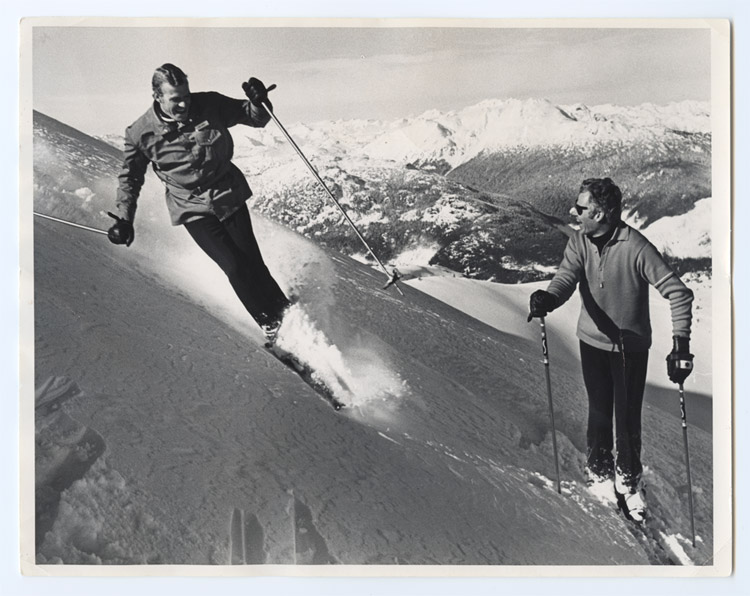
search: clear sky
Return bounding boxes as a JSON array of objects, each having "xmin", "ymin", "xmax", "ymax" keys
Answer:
[{"xmin": 30, "ymin": 22, "xmax": 711, "ymax": 137}]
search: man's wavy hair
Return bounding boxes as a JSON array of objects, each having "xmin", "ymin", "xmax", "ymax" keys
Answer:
[
  {"xmin": 152, "ymin": 64, "xmax": 189, "ymax": 97},
  {"xmin": 580, "ymin": 177, "xmax": 622, "ymax": 225}
]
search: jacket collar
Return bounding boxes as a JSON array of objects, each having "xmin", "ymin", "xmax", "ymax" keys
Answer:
[
  {"xmin": 146, "ymin": 102, "xmax": 176, "ymax": 136},
  {"xmin": 147, "ymin": 101, "xmax": 198, "ymax": 136}
]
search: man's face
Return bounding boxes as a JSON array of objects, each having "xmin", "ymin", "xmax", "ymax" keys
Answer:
[
  {"xmin": 155, "ymin": 82, "xmax": 191, "ymax": 122},
  {"xmin": 571, "ymin": 191, "xmax": 607, "ymax": 237}
]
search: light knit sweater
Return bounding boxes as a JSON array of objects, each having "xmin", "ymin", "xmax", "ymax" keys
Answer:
[{"xmin": 546, "ymin": 223, "xmax": 693, "ymax": 352}]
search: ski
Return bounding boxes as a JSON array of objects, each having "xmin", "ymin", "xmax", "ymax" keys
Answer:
[
  {"xmin": 264, "ymin": 344, "xmax": 346, "ymax": 411},
  {"xmin": 614, "ymin": 489, "xmax": 693, "ymax": 565}
]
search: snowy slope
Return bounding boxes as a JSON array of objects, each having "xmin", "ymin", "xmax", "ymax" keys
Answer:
[
  {"xmin": 629, "ymin": 197, "xmax": 712, "ymax": 259},
  {"xmin": 29, "ymin": 107, "xmax": 715, "ymax": 569},
  {"xmin": 31, "ymin": 214, "xmax": 712, "ymax": 567}
]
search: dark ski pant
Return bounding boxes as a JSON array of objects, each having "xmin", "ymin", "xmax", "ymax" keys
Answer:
[
  {"xmin": 580, "ymin": 340, "xmax": 649, "ymax": 491},
  {"xmin": 184, "ymin": 204, "xmax": 290, "ymax": 327}
]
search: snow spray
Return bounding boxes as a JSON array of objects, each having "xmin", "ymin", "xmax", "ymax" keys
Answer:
[{"xmin": 274, "ymin": 304, "xmax": 406, "ymax": 409}]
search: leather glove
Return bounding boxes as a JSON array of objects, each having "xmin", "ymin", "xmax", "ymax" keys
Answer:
[
  {"xmin": 527, "ymin": 290, "xmax": 558, "ymax": 322},
  {"xmin": 242, "ymin": 77, "xmax": 275, "ymax": 106},
  {"xmin": 107, "ymin": 212, "xmax": 134, "ymax": 247},
  {"xmin": 666, "ymin": 336, "xmax": 694, "ymax": 384}
]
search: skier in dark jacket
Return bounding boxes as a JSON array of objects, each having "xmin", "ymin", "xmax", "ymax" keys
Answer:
[
  {"xmin": 107, "ymin": 63, "xmax": 290, "ymax": 342},
  {"xmin": 527, "ymin": 177, "xmax": 694, "ymax": 522}
]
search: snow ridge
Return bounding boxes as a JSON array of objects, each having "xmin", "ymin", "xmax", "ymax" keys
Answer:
[{"xmin": 233, "ymin": 98, "xmax": 711, "ymax": 170}]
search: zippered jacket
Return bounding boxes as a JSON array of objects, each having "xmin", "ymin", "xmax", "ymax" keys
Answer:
[
  {"xmin": 546, "ymin": 223, "xmax": 693, "ymax": 352},
  {"xmin": 115, "ymin": 91, "xmax": 270, "ymax": 226}
]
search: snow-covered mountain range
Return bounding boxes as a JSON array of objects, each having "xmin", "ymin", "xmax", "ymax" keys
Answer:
[
  {"xmin": 228, "ymin": 98, "xmax": 711, "ymax": 281},
  {"xmin": 235, "ymin": 98, "xmax": 710, "ymax": 169}
]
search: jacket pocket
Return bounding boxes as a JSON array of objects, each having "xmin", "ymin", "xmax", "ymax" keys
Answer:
[{"xmin": 193, "ymin": 129, "xmax": 222, "ymax": 146}]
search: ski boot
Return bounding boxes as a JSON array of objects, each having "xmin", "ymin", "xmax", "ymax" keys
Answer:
[
  {"xmin": 259, "ymin": 298, "xmax": 297, "ymax": 347},
  {"xmin": 260, "ymin": 319, "xmax": 283, "ymax": 347},
  {"xmin": 618, "ymin": 490, "xmax": 646, "ymax": 523},
  {"xmin": 615, "ymin": 476, "xmax": 647, "ymax": 523}
]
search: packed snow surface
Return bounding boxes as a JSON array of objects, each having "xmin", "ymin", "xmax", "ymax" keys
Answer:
[{"xmin": 32, "ymin": 213, "xmax": 713, "ymax": 568}]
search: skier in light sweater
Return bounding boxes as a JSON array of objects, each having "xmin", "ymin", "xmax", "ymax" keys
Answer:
[{"xmin": 528, "ymin": 177, "xmax": 694, "ymax": 522}]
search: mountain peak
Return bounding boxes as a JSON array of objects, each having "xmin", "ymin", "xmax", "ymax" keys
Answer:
[{"xmin": 266, "ymin": 97, "xmax": 710, "ymax": 169}]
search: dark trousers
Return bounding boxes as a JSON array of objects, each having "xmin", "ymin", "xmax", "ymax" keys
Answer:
[
  {"xmin": 579, "ymin": 341, "xmax": 649, "ymax": 490},
  {"xmin": 184, "ymin": 204, "xmax": 290, "ymax": 327}
]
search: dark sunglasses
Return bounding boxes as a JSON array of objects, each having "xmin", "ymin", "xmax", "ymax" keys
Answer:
[{"xmin": 573, "ymin": 203, "xmax": 589, "ymax": 215}]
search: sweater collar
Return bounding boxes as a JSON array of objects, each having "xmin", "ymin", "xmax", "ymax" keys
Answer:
[
  {"xmin": 584, "ymin": 221, "xmax": 629, "ymax": 248},
  {"xmin": 611, "ymin": 221, "xmax": 630, "ymax": 242}
]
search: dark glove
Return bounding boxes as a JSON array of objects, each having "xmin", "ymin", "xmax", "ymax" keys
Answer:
[
  {"xmin": 666, "ymin": 336, "xmax": 694, "ymax": 384},
  {"xmin": 242, "ymin": 77, "xmax": 276, "ymax": 106},
  {"xmin": 527, "ymin": 290, "xmax": 558, "ymax": 322},
  {"xmin": 106, "ymin": 212, "xmax": 134, "ymax": 247}
]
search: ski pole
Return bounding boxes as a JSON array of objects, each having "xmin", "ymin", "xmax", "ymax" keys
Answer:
[
  {"xmin": 259, "ymin": 97, "xmax": 404, "ymax": 296},
  {"xmin": 538, "ymin": 316, "xmax": 562, "ymax": 494},
  {"xmin": 678, "ymin": 382, "xmax": 697, "ymax": 547},
  {"xmin": 33, "ymin": 211, "xmax": 108, "ymax": 236}
]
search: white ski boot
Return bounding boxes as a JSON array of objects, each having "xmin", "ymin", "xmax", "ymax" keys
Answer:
[
  {"xmin": 621, "ymin": 490, "xmax": 646, "ymax": 522},
  {"xmin": 615, "ymin": 476, "xmax": 647, "ymax": 523}
]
